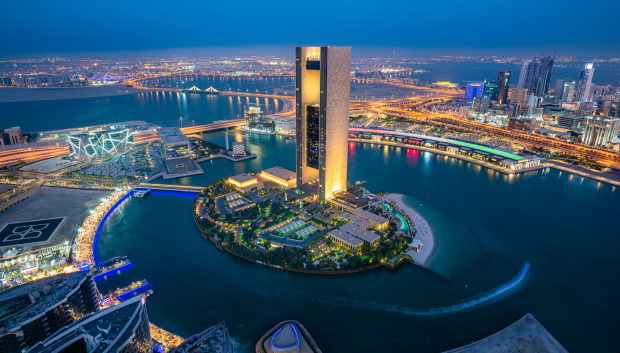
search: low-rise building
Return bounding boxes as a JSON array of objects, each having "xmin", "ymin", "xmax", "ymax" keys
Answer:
[
  {"xmin": 501, "ymin": 157, "xmax": 541, "ymax": 170},
  {"xmin": 1, "ymin": 127, "xmax": 22, "ymax": 146},
  {"xmin": 228, "ymin": 173, "xmax": 263, "ymax": 192},
  {"xmin": 352, "ymin": 209, "xmax": 389, "ymax": 231},
  {"xmin": 231, "ymin": 142, "xmax": 246, "ymax": 157},
  {"xmin": 67, "ymin": 129, "xmax": 134, "ymax": 160},
  {"xmin": 337, "ymin": 213, "xmax": 372, "ymax": 229},
  {"xmin": 273, "ymin": 117, "xmax": 296, "ymax": 134},
  {"xmin": 508, "ymin": 117, "xmax": 536, "ymax": 132},
  {"xmin": 328, "ymin": 223, "xmax": 381, "ymax": 253},
  {"xmin": 260, "ymin": 166, "xmax": 296, "ymax": 189}
]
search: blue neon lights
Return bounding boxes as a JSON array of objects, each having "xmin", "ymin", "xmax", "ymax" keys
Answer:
[
  {"xmin": 270, "ymin": 323, "xmax": 300, "ymax": 351},
  {"xmin": 118, "ymin": 283, "xmax": 150, "ymax": 299},
  {"xmin": 93, "ymin": 262, "xmax": 132, "ymax": 279},
  {"xmin": 93, "ymin": 188, "xmax": 199, "ymax": 265}
]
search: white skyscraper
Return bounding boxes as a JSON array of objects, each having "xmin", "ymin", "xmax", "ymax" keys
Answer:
[{"xmin": 575, "ymin": 63, "xmax": 595, "ymax": 102}]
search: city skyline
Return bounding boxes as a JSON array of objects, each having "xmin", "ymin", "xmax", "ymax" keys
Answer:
[{"xmin": 0, "ymin": 0, "xmax": 619, "ymax": 349}]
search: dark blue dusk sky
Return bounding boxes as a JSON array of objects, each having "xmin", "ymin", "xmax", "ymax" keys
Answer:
[{"xmin": 2, "ymin": 0, "xmax": 620, "ymax": 58}]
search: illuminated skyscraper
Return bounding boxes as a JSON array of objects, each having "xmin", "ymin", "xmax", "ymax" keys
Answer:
[
  {"xmin": 483, "ymin": 79, "xmax": 499, "ymax": 100},
  {"xmin": 575, "ymin": 63, "xmax": 595, "ymax": 102},
  {"xmin": 533, "ymin": 56, "xmax": 554, "ymax": 97},
  {"xmin": 517, "ymin": 60, "xmax": 541, "ymax": 92},
  {"xmin": 497, "ymin": 70, "xmax": 511, "ymax": 104},
  {"xmin": 295, "ymin": 46, "xmax": 351, "ymax": 202}
]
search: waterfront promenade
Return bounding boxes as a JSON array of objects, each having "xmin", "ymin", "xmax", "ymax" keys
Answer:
[
  {"xmin": 384, "ymin": 194, "xmax": 435, "ymax": 266},
  {"xmin": 351, "ymin": 139, "xmax": 620, "ymax": 186},
  {"xmin": 350, "ymin": 139, "xmax": 545, "ymax": 175}
]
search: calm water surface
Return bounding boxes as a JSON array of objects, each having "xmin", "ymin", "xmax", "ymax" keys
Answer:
[
  {"xmin": 0, "ymin": 91, "xmax": 283, "ymax": 132},
  {"xmin": 96, "ymin": 131, "xmax": 620, "ymax": 353}
]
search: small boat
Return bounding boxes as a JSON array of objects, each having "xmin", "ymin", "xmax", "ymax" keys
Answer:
[{"xmin": 285, "ymin": 136, "xmax": 295, "ymax": 142}]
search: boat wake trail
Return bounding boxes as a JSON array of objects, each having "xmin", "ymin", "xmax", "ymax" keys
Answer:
[{"xmin": 273, "ymin": 263, "xmax": 530, "ymax": 316}]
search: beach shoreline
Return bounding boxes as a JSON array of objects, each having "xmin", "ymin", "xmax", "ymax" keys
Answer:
[{"xmin": 384, "ymin": 193, "xmax": 435, "ymax": 267}]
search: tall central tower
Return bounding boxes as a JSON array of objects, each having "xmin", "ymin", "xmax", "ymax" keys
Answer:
[{"xmin": 295, "ymin": 46, "xmax": 351, "ymax": 202}]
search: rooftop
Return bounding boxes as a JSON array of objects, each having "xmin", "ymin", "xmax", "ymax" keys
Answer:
[
  {"xmin": 228, "ymin": 173, "xmax": 257, "ymax": 184},
  {"xmin": 328, "ymin": 229, "xmax": 363, "ymax": 247},
  {"xmin": 261, "ymin": 166, "xmax": 296, "ymax": 181},
  {"xmin": 339, "ymin": 223, "xmax": 381, "ymax": 243},
  {"xmin": 169, "ymin": 321, "xmax": 233, "ymax": 353},
  {"xmin": 338, "ymin": 213, "xmax": 372, "ymax": 228},
  {"xmin": 352, "ymin": 209, "xmax": 389, "ymax": 226},
  {"xmin": 157, "ymin": 127, "xmax": 189, "ymax": 145},
  {"xmin": 0, "ymin": 270, "xmax": 92, "ymax": 331},
  {"xmin": 28, "ymin": 295, "xmax": 145, "ymax": 353},
  {"xmin": 334, "ymin": 191, "xmax": 369, "ymax": 207},
  {"xmin": 442, "ymin": 314, "xmax": 568, "ymax": 353}
]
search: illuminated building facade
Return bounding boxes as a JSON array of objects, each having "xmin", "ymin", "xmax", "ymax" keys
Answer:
[
  {"xmin": 483, "ymin": 79, "xmax": 499, "ymax": 101},
  {"xmin": 295, "ymin": 46, "xmax": 351, "ymax": 202},
  {"xmin": 466, "ymin": 82, "xmax": 484, "ymax": 99},
  {"xmin": 157, "ymin": 127, "xmax": 190, "ymax": 161},
  {"xmin": 497, "ymin": 70, "xmax": 511, "ymax": 104},
  {"xmin": 244, "ymin": 106, "xmax": 275, "ymax": 133},
  {"xmin": 582, "ymin": 116, "xmax": 620, "ymax": 147},
  {"xmin": 575, "ymin": 63, "xmax": 595, "ymax": 102},
  {"xmin": 0, "ymin": 271, "xmax": 99, "ymax": 353},
  {"xmin": 67, "ymin": 129, "xmax": 134, "ymax": 160},
  {"xmin": 517, "ymin": 60, "xmax": 541, "ymax": 92},
  {"xmin": 533, "ymin": 56, "xmax": 554, "ymax": 97}
]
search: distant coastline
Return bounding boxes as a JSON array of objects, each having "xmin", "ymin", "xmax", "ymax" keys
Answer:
[{"xmin": 0, "ymin": 86, "xmax": 142, "ymax": 103}]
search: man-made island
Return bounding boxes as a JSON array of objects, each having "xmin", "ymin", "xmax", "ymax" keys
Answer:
[{"xmin": 191, "ymin": 166, "xmax": 430, "ymax": 274}]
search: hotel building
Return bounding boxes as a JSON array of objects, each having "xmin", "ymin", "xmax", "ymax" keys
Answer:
[
  {"xmin": 26, "ymin": 295, "xmax": 151, "ymax": 353},
  {"xmin": 295, "ymin": 46, "xmax": 351, "ymax": 202},
  {"xmin": 0, "ymin": 271, "xmax": 99, "ymax": 353}
]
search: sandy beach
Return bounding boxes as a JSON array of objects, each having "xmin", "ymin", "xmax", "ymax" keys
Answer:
[{"xmin": 384, "ymin": 193, "xmax": 435, "ymax": 267}]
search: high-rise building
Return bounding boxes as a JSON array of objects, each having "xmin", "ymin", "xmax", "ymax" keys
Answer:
[
  {"xmin": 554, "ymin": 78, "xmax": 572, "ymax": 100},
  {"xmin": 497, "ymin": 70, "xmax": 511, "ymax": 104},
  {"xmin": 575, "ymin": 63, "xmax": 595, "ymax": 102},
  {"xmin": 518, "ymin": 60, "xmax": 541, "ymax": 92},
  {"xmin": 0, "ymin": 271, "xmax": 99, "ymax": 353},
  {"xmin": 26, "ymin": 295, "xmax": 151, "ymax": 353},
  {"xmin": 509, "ymin": 88, "xmax": 528, "ymax": 104},
  {"xmin": 483, "ymin": 79, "xmax": 499, "ymax": 100},
  {"xmin": 295, "ymin": 46, "xmax": 351, "ymax": 202},
  {"xmin": 533, "ymin": 56, "xmax": 554, "ymax": 97},
  {"xmin": 582, "ymin": 116, "xmax": 620, "ymax": 147},
  {"xmin": 473, "ymin": 96, "xmax": 490, "ymax": 114},
  {"xmin": 466, "ymin": 82, "xmax": 484, "ymax": 100}
]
